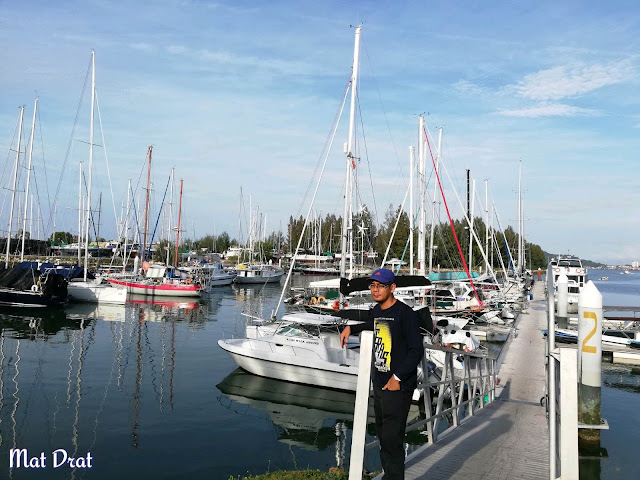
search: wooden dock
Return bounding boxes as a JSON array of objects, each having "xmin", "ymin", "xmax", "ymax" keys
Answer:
[{"xmin": 403, "ymin": 281, "xmax": 549, "ymax": 479}]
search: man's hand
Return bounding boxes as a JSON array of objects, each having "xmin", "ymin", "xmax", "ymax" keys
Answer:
[
  {"xmin": 382, "ymin": 375, "xmax": 400, "ymax": 391},
  {"xmin": 339, "ymin": 326, "xmax": 351, "ymax": 348}
]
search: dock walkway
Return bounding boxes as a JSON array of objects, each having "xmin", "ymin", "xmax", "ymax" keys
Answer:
[{"xmin": 404, "ymin": 281, "xmax": 549, "ymax": 479}]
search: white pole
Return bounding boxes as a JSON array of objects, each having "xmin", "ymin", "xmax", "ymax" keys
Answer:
[
  {"xmin": 409, "ymin": 146, "xmax": 414, "ymax": 274},
  {"xmin": 339, "ymin": 25, "xmax": 361, "ymax": 284},
  {"xmin": 21, "ymin": 98, "xmax": 38, "ymax": 261},
  {"xmin": 417, "ymin": 115, "xmax": 425, "ymax": 275},
  {"xmin": 6, "ymin": 106, "xmax": 24, "ymax": 268},
  {"xmin": 83, "ymin": 50, "xmax": 96, "ymax": 281},
  {"xmin": 429, "ymin": 127, "xmax": 442, "ymax": 274},
  {"xmin": 347, "ymin": 331, "xmax": 373, "ymax": 480}
]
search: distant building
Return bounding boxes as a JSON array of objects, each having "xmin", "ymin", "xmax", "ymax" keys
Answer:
[{"xmin": 632, "ymin": 261, "xmax": 639, "ymax": 268}]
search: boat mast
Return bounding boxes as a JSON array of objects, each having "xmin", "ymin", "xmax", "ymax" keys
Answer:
[
  {"xmin": 83, "ymin": 51, "xmax": 96, "ymax": 281},
  {"xmin": 417, "ymin": 115, "xmax": 425, "ymax": 275},
  {"xmin": 5, "ymin": 106, "xmax": 24, "ymax": 268},
  {"xmin": 484, "ymin": 179, "xmax": 489, "ymax": 274},
  {"xmin": 20, "ymin": 98, "xmax": 38, "ymax": 261},
  {"xmin": 174, "ymin": 179, "xmax": 183, "ymax": 269},
  {"xmin": 409, "ymin": 146, "xmax": 414, "ymax": 274},
  {"xmin": 339, "ymin": 25, "xmax": 361, "ymax": 282},
  {"xmin": 78, "ymin": 162, "xmax": 83, "ymax": 265},
  {"xmin": 141, "ymin": 145, "xmax": 152, "ymax": 262},
  {"xmin": 166, "ymin": 168, "xmax": 174, "ymax": 266},
  {"xmin": 517, "ymin": 160, "xmax": 522, "ymax": 276},
  {"xmin": 124, "ymin": 179, "xmax": 130, "ymax": 272},
  {"xmin": 428, "ymin": 127, "xmax": 442, "ymax": 274},
  {"xmin": 468, "ymin": 177, "xmax": 475, "ymax": 271}
]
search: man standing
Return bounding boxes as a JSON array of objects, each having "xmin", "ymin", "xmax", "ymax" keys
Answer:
[{"xmin": 340, "ymin": 268, "xmax": 423, "ymax": 479}]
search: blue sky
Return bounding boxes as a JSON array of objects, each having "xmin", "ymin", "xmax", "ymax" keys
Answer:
[{"xmin": 1, "ymin": 0, "xmax": 639, "ymax": 265}]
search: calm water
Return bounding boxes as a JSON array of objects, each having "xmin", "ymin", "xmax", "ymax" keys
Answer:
[{"xmin": 0, "ymin": 271, "xmax": 637, "ymax": 479}]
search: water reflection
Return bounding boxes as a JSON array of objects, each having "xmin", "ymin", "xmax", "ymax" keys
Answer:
[{"xmin": 217, "ymin": 368, "xmax": 368, "ymax": 463}]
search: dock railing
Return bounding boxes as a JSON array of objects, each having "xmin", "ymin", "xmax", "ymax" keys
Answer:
[{"xmin": 348, "ymin": 332, "xmax": 497, "ymax": 479}]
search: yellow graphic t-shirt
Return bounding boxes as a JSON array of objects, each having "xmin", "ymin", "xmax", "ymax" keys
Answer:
[{"xmin": 374, "ymin": 318, "xmax": 393, "ymax": 373}]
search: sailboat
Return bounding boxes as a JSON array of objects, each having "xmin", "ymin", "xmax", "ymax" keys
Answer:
[
  {"xmin": 218, "ymin": 26, "xmax": 389, "ymax": 391},
  {"xmin": 108, "ymin": 172, "xmax": 201, "ymax": 297},
  {"xmin": 66, "ymin": 51, "xmax": 127, "ymax": 304},
  {"xmin": 234, "ymin": 197, "xmax": 284, "ymax": 284}
]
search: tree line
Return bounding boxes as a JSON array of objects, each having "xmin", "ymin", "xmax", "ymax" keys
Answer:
[{"xmin": 50, "ymin": 203, "xmax": 547, "ymax": 270}]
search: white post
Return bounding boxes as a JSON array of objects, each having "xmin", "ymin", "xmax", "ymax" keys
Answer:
[
  {"xmin": 409, "ymin": 146, "xmax": 414, "ymax": 275},
  {"xmin": 348, "ymin": 330, "xmax": 372, "ymax": 480},
  {"xmin": 559, "ymin": 347, "xmax": 579, "ymax": 480},
  {"xmin": 21, "ymin": 98, "xmax": 38, "ymax": 261},
  {"xmin": 428, "ymin": 127, "xmax": 442, "ymax": 274},
  {"xmin": 5, "ymin": 106, "xmax": 24, "ymax": 268},
  {"xmin": 557, "ymin": 273, "xmax": 568, "ymax": 326},
  {"xmin": 577, "ymin": 281, "xmax": 603, "ymax": 448},
  {"xmin": 123, "ymin": 179, "xmax": 130, "ymax": 272}
]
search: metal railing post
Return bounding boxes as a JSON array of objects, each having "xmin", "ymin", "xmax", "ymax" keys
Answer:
[{"xmin": 547, "ymin": 264, "xmax": 557, "ymax": 480}]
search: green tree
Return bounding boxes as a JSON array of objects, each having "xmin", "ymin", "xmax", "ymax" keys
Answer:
[{"xmin": 51, "ymin": 231, "xmax": 74, "ymax": 244}]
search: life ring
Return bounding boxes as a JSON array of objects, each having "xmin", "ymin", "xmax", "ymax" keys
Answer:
[
  {"xmin": 31, "ymin": 285, "xmax": 38, "ymax": 292},
  {"xmin": 310, "ymin": 297, "xmax": 318, "ymax": 305},
  {"xmin": 186, "ymin": 278, "xmax": 192, "ymax": 285},
  {"xmin": 333, "ymin": 300, "xmax": 340, "ymax": 311},
  {"xmin": 317, "ymin": 296, "xmax": 326, "ymax": 303}
]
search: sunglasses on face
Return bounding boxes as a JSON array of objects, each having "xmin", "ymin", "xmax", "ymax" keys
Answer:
[{"xmin": 369, "ymin": 282, "xmax": 391, "ymax": 290}]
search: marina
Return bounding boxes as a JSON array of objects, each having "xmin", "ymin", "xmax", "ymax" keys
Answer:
[{"xmin": 1, "ymin": 3, "xmax": 640, "ymax": 479}]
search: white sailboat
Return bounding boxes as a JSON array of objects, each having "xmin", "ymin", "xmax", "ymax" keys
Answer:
[
  {"xmin": 67, "ymin": 51, "xmax": 127, "ymax": 305},
  {"xmin": 218, "ymin": 26, "xmax": 367, "ymax": 390}
]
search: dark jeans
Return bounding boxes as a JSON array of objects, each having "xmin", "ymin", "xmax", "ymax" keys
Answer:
[{"xmin": 373, "ymin": 387, "xmax": 413, "ymax": 480}]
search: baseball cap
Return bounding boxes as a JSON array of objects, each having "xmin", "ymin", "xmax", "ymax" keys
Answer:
[{"xmin": 368, "ymin": 268, "xmax": 395, "ymax": 284}]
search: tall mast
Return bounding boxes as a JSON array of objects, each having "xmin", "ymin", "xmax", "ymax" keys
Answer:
[
  {"xmin": 174, "ymin": 179, "xmax": 183, "ymax": 268},
  {"xmin": 5, "ymin": 106, "xmax": 24, "ymax": 268},
  {"xmin": 142, "ymin": 146, "xmax": 152, "ymax": 262},
  {"xmin": 428, "ymin": 127, "xmax": 442, "ymax": 273},
  {"xmin": 484, "ymin": 179, "xmax": 489, "ymax": 273},
  {"xmin": 20, "ymin": 98, "xmax": 38, "ymax": 261},
  {"xmin": 83, "ymin": 50, "xmax": 96, "ymax": 281},
  {"xmin": 78, "ymin": 162, "xmax": 83, "ymax": 265},
  {"xmin": 417, "ymin": 115, "xmax": 426, "ymax": 275},
  {"xmin": 124, "ymin": 179, "xmax": 130, "ymax": 272},
  {"xmin": 517, "ymin": 160, "xmax": 522, "ymax": 276},
  {"xmin": 409, "ymin": 146, "xmax": 414, "ymax": 274},
  {"xmin": 339, "ymin": 25, "xmax": 361, "ymax": 281},
  {"xmin": 468, "ymin": 178, "xmax": 475, "ymax": 270},
  {"xmin": 166, "ymin": 168, "xmax": 174, "ymax": 266}
]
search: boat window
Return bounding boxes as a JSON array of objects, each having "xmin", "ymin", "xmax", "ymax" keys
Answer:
[{"xmin": 275, "ymin": 325, "xmax": 314, "ymax": 338}]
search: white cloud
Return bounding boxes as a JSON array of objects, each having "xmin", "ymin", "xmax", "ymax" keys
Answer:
[
  {"xmin": 509, "ymin": 61, "xmax": 635, "ymax": 101},
  {"xmin": 498, "ymin": 104, "xmax": 597, "ymax": 117}
]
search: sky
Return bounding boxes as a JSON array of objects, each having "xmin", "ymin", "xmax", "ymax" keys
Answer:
[{"xmin": 1, "ymin": 0, "xmax": 639, "ymax": 265}]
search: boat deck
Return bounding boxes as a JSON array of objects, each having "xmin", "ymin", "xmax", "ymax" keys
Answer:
[{"xmin": 402, "ymin": 281, "xmax": 549, "ymax": 479}]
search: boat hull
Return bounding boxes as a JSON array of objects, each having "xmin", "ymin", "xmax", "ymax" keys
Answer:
[
  {"xmin": 68, "ymin": 282, "xmax": 128, "ymax": 304},
  {"xmin": 234, "ymin": 272, "xmax": 284, "ymax": 284},
  {"xmin": 107, "ymin": 279, "xmax": 201, "ymax": 297},
  {"xmin": 217, "ymin": 338, "xmax": 358, "ymax": 391},
  {"xmin": 0, "ymin": 288, "xmax": 66, "ymax": 307}
]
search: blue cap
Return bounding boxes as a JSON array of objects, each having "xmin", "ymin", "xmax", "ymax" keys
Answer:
[{"xmin": 368, "ymin": 268, "xmax": 395, "ymax": 284}]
